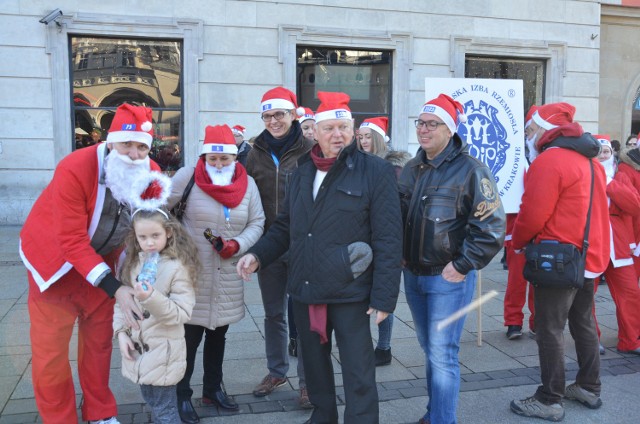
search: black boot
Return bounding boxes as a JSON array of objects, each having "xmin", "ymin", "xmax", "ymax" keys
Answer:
[
  {"xmin": 178, "ymin": 398, "xmax": 200, "ymax": 424},
  {"xmin": 202, "ymin": 389, "xmax": 239, "ymax": 411},
  {"xmin": 374, "ymin": 348, "xmax": 392, "ymax": 366}
]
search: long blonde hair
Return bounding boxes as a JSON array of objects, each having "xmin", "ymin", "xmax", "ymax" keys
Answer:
[
  {"xmin": 357, "ymin": 130, "xmax": 388, "ymax": 158},
  {"xmin": 120, "ymin": 209, "xmax": 200, "ymax": 285}
]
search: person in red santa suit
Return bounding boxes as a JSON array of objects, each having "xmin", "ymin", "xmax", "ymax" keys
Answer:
[
  {"xmin": 503, "ymin": 105, "xmax": 538, "ymax": 340},
  {"xmin": 615, "ymin": 132, "xmax": 640, "ymax": 278},
  {"xmin": 509, "ymin": 102, "xmax": 609, "ymax": 421},
  {"xmin": 594, "ymin": 135, "xmax": 640, "ymax": 355},
  {"xmin": 19, "ymin": 103, "xmax": 171, "ymax": 424}
]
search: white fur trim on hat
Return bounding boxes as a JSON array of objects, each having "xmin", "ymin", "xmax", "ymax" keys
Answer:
[
  {"xmin": 359, "ymin": 122, "xmax": 389, "ymax": 142},
  {"xmin": 106, "ymin": 131, "xmax": 153, "ymax": 148},
  {"xmin": 200, "ymin": 143, "xmax": 239, "ymax": 155},
  {"xmin": 261, "ymin": 99, "xmax": 296, "ymax": 112},
  {"xmin": 129, "ymin": 171, "xmax": 172, "ymax": 210},
  {"xmin": 315, "ymin": 109, "xmax": 352, "ymax": 123},
  {"xmin": 532, "ymin": 111, "xmax": 558, "ymax": 131},
  {"xmin": 420, "ymin": 104, "xmax": 457, "ymax": 134}
]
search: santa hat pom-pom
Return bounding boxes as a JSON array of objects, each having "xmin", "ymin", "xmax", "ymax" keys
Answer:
[
  {"xmin": 384, "ymin": 136, "xmax": 390, "ymax": 143},
  {"xmin": 296, "ymin": 106, "xmax": 306, "ymax": 117},
  {"xmin": 130, "ymin": 171, "xmax": 172, "ymax": 210},
  {"xmin": 141, "ymin": 121, "xmax": 153, "ymax": 132},
  {"xmin": 458, "ymin": 113, "xmax": 467, "ymax": 124},
  {"xmin": 141, "ymin": 180, "xmax": 162, "ymax": 201}
]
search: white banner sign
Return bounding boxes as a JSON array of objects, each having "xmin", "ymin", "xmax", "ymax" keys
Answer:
[{"xmin": 424, "ymin": 78, "xmax": 526, "ymax": 214}]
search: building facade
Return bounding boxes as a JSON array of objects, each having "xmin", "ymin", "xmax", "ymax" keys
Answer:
[{"xmin": 0, "ymin": 0, "xmax": 637, "ymax": 224}]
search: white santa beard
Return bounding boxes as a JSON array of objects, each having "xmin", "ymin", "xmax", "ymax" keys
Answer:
[
  {"xmin": 104, "ymin": 150, "xmax": 152, "ymax": 205},
  {"xmin": 206, "ymin": 161, "xmax": 236, "ymax": 186},
  {"xmin": 600, "ymin": 156, "xmax": 616, "ymax": 180}
]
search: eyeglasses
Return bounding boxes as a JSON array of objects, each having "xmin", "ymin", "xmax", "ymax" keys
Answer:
[
  {"xmin": 261, "ymin": 110, "xmax": 290, "ymax": 122},
  {"xmin": 414, "ymin": 120, "xmax": 447, "ymax": 130}
]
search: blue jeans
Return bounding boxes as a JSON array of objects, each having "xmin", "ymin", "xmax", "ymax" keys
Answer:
[
  {"xmin": 404, "ymin": 268, "xmax": 477, "ymax": 424},
  {"xmin": 376, "ymin": 313, "xmax": 394, "ymax": 350}
]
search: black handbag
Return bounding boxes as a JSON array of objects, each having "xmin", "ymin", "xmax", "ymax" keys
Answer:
[
  {"xmin": 522, "ymin": 161, "xmax": 594, "ymax": 289},
  {"xmin": 170, "ymin": 172, "xmax": 195, "ymax": 222}
]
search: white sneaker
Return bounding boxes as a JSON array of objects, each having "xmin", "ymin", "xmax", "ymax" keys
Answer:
[{"xmin": 89, "ymin": 417, "xmax": 120, "ymax": 424}]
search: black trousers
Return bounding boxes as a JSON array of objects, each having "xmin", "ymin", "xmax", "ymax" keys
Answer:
[
  {"xmin": 176, "ymin": 323, "xmax": 229, "ymax": 400},
  {"xmin": 533, "ymin": 278, "xmax": 601, "ymax": 404},
  {"xmin": 292, "ymin": 299, "xmax": 378, "ymax": 424}
]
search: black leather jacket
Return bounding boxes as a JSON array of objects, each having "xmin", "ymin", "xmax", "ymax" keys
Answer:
[{"xmin": 399, "ymin": 134, "xmax": 505, "ymax": 275}]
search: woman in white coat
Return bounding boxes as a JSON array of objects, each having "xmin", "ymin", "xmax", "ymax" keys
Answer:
[{"xmin": 168, "ymin": 125, "xmax": 265, "ymax": 423}]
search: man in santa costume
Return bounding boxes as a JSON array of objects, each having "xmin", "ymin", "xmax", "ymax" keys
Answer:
[
  {"xmin": 503, "ymin": 105, "xmax": 538, "ymax": 340},
  {"xmin": 594, "ymin": 135, "xmax": 640, "ymax": 356},
  {"xmin": 510, "ymin": 102, "xmax": 609, "ymax": 422},
  {"xmin": 616, "ymin": 133, "xmax": 640, "ymax": 277},
  {"xmin": 19, "ymin": 103, "xmax": 170, "ymax": 424}
]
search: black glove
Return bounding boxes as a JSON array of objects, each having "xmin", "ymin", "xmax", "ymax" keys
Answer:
[
  {"xmin": 98, "ymin": 273, "xmax": 122, "ymax": 298},
  {"xmin": 627, "ymin": 148, "xmax": 640, "ymax": 166}
]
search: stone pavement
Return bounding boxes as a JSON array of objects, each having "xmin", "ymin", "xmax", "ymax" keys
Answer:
[{"xmin": 1, "ymin": 224, "xmax": 639, "ymax": 423}]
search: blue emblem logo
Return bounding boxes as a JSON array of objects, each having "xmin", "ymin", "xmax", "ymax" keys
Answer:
[
  {"xmin": 121, "ymin": 123, "xmax": 136, "ymax": 130},
  {"xmin": 262, "ymin": 104, "xmax": 272, "ymax": 111},
  {"xmin": 335, "ymin": 110, "xmax": 349, "ymax": 118},
  {"xmin": 209, "ymin": 145, "xmax": 223, "ymax": 152},
  {"xmin": 422, "ymin": 105, "xmax": 436, "ymax": 113},
  {"xmin": 458, "ymin": 100, "xmax": 510, "ymax": 182}
]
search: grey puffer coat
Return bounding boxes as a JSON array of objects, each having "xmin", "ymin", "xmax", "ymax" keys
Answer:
[{"xmin": 168, "ymin": 165, "xmax": 265, "ymax": 329}]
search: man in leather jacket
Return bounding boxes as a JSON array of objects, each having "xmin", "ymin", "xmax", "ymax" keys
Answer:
[{"xmin": 398, "ymin": 93, "xmax": 505, "ymax": 424}]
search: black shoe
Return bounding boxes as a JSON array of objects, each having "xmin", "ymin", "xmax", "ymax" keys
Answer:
[
  {"xmin": 506, "ymin": 325, "xmax": 523, "ymax": 340},
  {"xmin": 288, "ymin": 337, "xmax": 298, "ymax": 357},
  {"xmin": 202, "ymin": 390, "xmax": 239, "ymax": 411},
  {"xmin": 178, "ymin": 398, "xmax": 200, "ymax": 424},
  {"xmin": 375, "ymin": 347, "xmax": 392, "ymax": 366}
]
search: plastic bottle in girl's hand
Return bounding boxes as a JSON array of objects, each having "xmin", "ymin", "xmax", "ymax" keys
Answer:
[{"xmin": 137, "ymin": 251, "xmax": 160, "ymax": 290}]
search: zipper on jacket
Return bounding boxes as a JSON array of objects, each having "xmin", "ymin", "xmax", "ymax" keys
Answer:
[{"xmin": 95, "ymin": 203, "xmax": 123, "ymax": 254}]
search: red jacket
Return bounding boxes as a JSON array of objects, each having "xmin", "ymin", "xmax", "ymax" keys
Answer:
[
  {"xmin": 20, "ymin": 143, "xmax": 160, "ymax": 291},
  {"xmin": 616, "ymin": 159, "xmax": 640, "ymax": 247},
  {"xmin": 606, "ymin": 171, "xmax": 640, "ymax": 267},
  {"xmin": 512, "ymin": 125, "xmax": 610, "ymax": 277}
]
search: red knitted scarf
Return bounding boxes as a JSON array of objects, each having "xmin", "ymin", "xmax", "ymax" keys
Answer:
[{"xmin": 310, "ymin": 144, "xmax": 337, "ymax": 171}]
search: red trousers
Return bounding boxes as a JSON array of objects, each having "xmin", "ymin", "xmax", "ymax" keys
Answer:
[
  {"xmin": 602, "ymin": 262, "xmax": 640, "ymax": 351},
  {"xmin": 28, "ymin": 269, "xmax": 117, "ymax": 423},
  {"xmin": 503, "ymin": 245, "xmax": 535, "ymax": 329}
]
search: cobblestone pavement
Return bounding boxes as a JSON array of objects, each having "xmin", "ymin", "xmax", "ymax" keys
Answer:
[{"xmin": 1, "ymin": 225, "xmax": 639, "ymax": 423}]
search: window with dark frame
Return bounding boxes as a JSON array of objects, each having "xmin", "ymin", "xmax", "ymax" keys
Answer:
[
  {"xmin": 632, "ymin": 87, "xmax": 640, "ymax": 136},
  {"xmin": 296, "ymin": 46, "xmax": 392, "ymax": 132},
  {"xmin": 465, "ymin": 55, "xmax": 546, "ymax": 119},
  {"xmin": 70, "ymin": 36, "xmax": 184, "ymax": 174}
]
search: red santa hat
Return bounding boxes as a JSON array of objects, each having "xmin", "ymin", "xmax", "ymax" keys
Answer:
[
  {"xmin": 231, "ymin": 125, "xmax": 246, "ymax": 137},
  {"xmin": 129, "ymin": 171, "xmax": 172, "ymax": 210},
  {"xmin": 299, "ymin": 107, "xmax": 315, "ymax": 123},
  {"xmin": 532, "ymin": 102, "xmax": 575, "ymax": 130},
  {"xmin": 314, "ymin": 92, "xmax": 352, "ymax": 123},
  {"xmin": 260, "ymin": 87, "xmax": 305, "ymax": 117},
  {"xmin": 525, "ymin": 105, "xmax": 539, "ymax": 129},
  {"xmin": 200, "ymin": 124, "xmax": 238, "ymax": 155},
  {"xmin": 419, "ymin": 94, "xmax": 467, "ymax": 134},
  {"xmin": 359, "ymin": 117, "xmax": 390, "ymax": 142},
  {"xmin": 106, "ymin": 103, "xmax": 154, "ymax": 147},
  {"xmin": 594, "ymin": 134, "xmax": 612, "ymax": 150}
]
